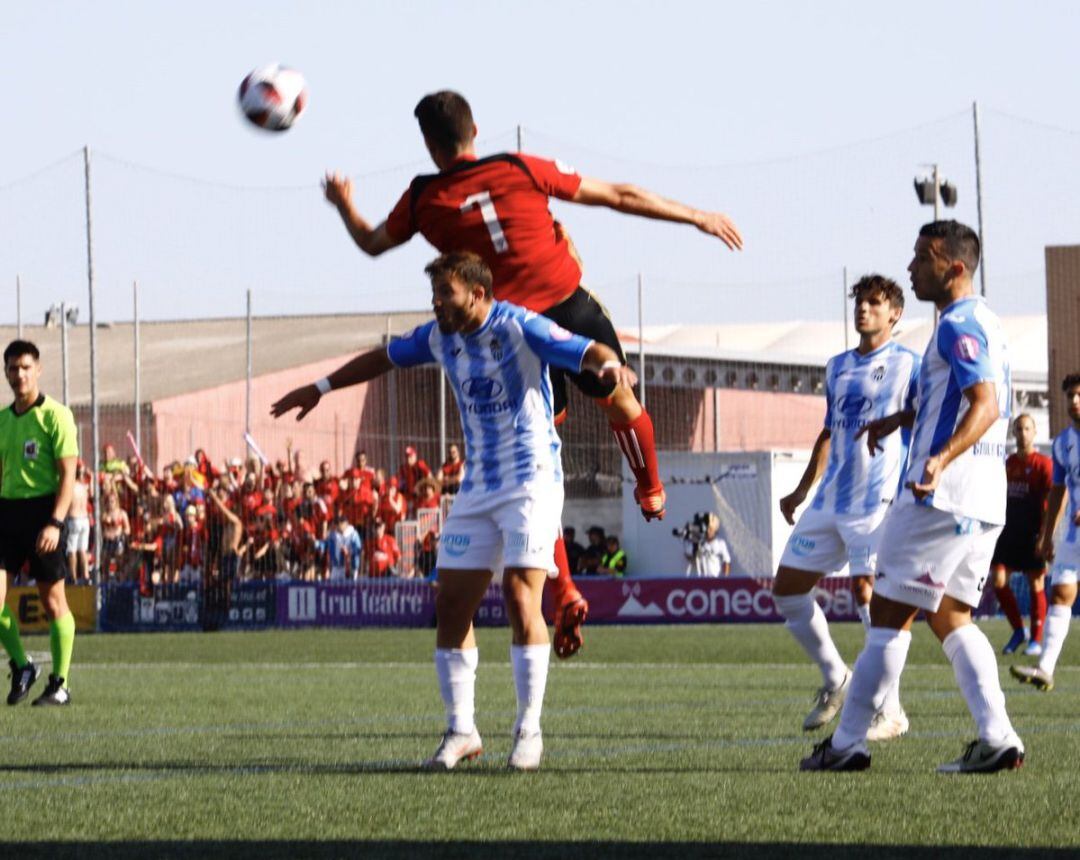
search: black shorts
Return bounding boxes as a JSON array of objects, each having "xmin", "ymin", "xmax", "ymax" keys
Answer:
[
  {"xmin": 991, "ymin": 530, "xmax": 1044, "ymax": 573},
  {"xmin": 0, "ymin": 495, "xmax": 68, "ymax": 583},
  {"xmin": 541, "ymin": 287, "xmax": 627, "ymax": 418}
]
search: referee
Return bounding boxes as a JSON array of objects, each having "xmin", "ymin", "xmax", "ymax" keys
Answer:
[{"xmin": 0, "ymin": 340, "xmax": 79, "ymax": 706}]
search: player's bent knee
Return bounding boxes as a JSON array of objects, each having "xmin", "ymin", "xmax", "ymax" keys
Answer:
[{"xmin": 773, "ymin": 591, "xmax": 815, "ymax": 623}]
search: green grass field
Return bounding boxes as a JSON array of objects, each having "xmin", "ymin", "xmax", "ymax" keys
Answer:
[{"xmin": 5, "ymin": 620, "xmax": 1078, "ymax": 858}]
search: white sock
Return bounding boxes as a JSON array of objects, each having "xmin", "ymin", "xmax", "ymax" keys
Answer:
[
  {"xmin": 434, "ymin": 647, "xmax": 478, "ymax": 734},
  {"xmin": 1039, "ymin": 603, "xmax": 1072, "ymax": 676},
  {"xmin": 883, "ymin": 677, "xmax": 902, "ymax": 716},
  {"xmin": 773, "ymin": 592, "xmax": 848, "ymax": 690},
  {"xmin": 856, "ymin": 601, "xmax": 871, "ymax": 630},
  {"xmin": 511, "ymin": 644, "xmax": 550, "ymax": 735},
  {"xmin": 832, "ymin": 627, "xmax": 911, "ymax": 751},
  {"xmin": 942, "ymin": 624, "xmax": 1014, "ymax": 746}
]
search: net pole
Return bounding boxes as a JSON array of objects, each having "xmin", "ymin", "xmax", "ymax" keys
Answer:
[
  {"xmin": 15, "ymin": 275, "xmax": 22, "ymax": 339},
  {"xmin": 842, "ymin": 267, "xmax": 849, "ymax": 352},
  {"xmin": 83, "ymin": 146, "xmax": 103, "ymax": 598},
  {"xmin": 516, "ymin": 124, "xmax": 523, "ymax": 152},
  {"xmin": 245, "ymin": 288, "xmax": 253, "ymax": 446},
  {"xmin": 637, "ymin": 273, "xmax": 646, "ymax": 409},
  {"xmin": 438, "ymin": 370, "xmax": 447, "ymax": 463},
  {"xmin": 973, "ymin": 101, "xmax": 987, "ymax": 298},
  {"xmin": 386, "ymin": 317, "xmax": 398, "ymax": 465},
  {"xmin": 133, "ymin": 281, "xmax": 141, "ymax": 456}
]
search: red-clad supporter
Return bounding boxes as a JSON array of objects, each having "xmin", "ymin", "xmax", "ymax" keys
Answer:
[
  {"xmin": 193, "ymin": 448, "xmax": 217, "ymax": 484},
  {"xmin": 398, "ymin": 445, "xmax": 431, "ymax": 510},
  {"xmin": 179, "ymin": 503, "xmax": 205, "ymax": 584},
  {"xmin": 415, "ymin": 477, "xmax": 440, "ymax": 511},
  {"xmin": 353, "ymin": 450, "xmax": 377, "ymax": 486},
  {"xmin": 130, "ymin": 498, "xmax": 162, "ymax": 595},
  {"xmin": 314, "ymin": 460, "xmax": 341, "ymax": 506},
  {"xmin": 298, "ymin": 482, "xmax": 331, "ymax": 541},
  {"xmin": 339, "ymin": 470, "xmax": 378, "ymax": 529},
  {"xmin": 440, "ymin": 443, "xmax": 464, "ymax": 496},
  {"xmin": 368, "ymin": 519, "xmax": 401, "ymax": 578},
  {"xmin": 377, "ymin": 477, "xmax": 407, "ymax": 532},
  {"xmin": 247, "ymin": 505, "xmax": 283, "ymax": 580},
  {"xmin": 240, "ymin": 471, "xmax": 265, "ymax": 526}
]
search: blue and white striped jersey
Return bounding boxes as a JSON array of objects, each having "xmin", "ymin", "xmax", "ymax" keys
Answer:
[
  {"xmin": 1051, "ymin": 425, "xmax": 1080, "ymax": 546},
  {"xmin": 812, "ymin": 341, "xmax": 921, "ymax": 516},
  {"xmin": 906, "ymin": 296, "xmax": 1011, "ymax": 524},
  {"xmin": 387, "ymin": 300, "xmax": 593, "ymax": 494}
]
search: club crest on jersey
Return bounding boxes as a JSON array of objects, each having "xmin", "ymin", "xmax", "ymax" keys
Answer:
[
  {"xmin": 23, "ymin": 440, "xmax": 38, "ymax": 460},
  {"xmin": 953, "ymin": 335, "xmax": 981, "ymax": 361},
  {"xmin": 489, "ymin": 338, "xmax": 503, "ymax": 361},
  {"xmin": 872, "ymin": 365, "xmax": 885, "ymax": 382},
  {"xmin": 548, "ymin": 323, "xmax": 572, "ymax": 342}
]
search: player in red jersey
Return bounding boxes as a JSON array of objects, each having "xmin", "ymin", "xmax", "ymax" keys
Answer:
[
  {"xmin": 991, "ymin": 413, "xmax": 1054, "ymax": 656},
  {"xmin": 324, "ymin": 90, "xmax": 743, "ymax": 657}
]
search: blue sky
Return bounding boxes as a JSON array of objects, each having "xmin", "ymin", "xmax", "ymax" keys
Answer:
[{"xmin": 1, "ymin": 1, "xmax": 1077, "ymax": 328}]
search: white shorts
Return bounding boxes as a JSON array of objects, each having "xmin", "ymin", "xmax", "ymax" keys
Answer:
[
  {"xmin": 436, "ymin": 482, "xmax": 563, "ymax": 575},
  {"xmin": 778, "ymin": 505, "xmax": 888, "ymax": 577},
  {"xmin": 65, "ymin": 517, "xmax": 90, "ymax": 554},
  {"xmin": 873, "ymin": 497, "xmax": 1002, "ymax": 612},
  {"xmin": 1049, "ymin": 540, "xmax": 1080, "ymax": 587}
]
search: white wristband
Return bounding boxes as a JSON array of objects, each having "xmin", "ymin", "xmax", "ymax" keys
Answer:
[
  {"xmin": 599, "ymin": 360, "xmax": 622, "ymax": 372},
  {"xmin": 315, "ymin": 377, "xmax": 332, "ymax": 395}
]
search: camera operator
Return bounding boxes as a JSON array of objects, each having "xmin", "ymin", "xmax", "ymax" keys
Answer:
[{"xmin": 675, "ymin": 513, "xmax": 731, "ymax": 577}]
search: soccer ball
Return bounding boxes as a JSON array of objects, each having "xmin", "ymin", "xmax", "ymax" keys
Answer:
[{"xmin": 238, "ymin": 64, "xmax": 307, "ymax": 132}]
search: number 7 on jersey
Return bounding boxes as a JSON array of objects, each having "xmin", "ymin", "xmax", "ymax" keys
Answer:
[{"xmin": 460, "ymin": 191, "xmax": 509, "ymax": 253}]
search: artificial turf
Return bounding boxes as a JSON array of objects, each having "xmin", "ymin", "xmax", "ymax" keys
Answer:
[{"xmin": 3, "ymin": 621, "xmax": 1076, "ymax": 858}]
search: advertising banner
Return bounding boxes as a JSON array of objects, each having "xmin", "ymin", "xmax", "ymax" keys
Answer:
[
  {"xmin": 570, "ymin": 576, "xmax": 859, "ymax": 624},
  {"xmin": 99, "ymin": 583, "xmax": 202, "ymax": 632},
  {"xmin": 5, "ymin": 585, "xmax": 97, "ymax": 632},
  {"xmin": 276, "ymin": 580, "xmax": 437, "ymax": 628},
  {"xmin": 228, "ymin": 581, "xmax": 277, "ymax": 628}
]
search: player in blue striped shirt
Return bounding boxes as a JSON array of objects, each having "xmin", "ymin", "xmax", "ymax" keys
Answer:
[
  {"xmin": 774, "ymin": 275, "xmax": 919, "ymax": 740},
  {"xmin": 1012, "ymin": 373, "xmax": 1080, "ymax": 691},
  {"xmin": 803, "ymin": 220, "xmax": 1023, "ymax": 775},
  {"xmin": 271, "ymin": 251, "xmax": 634, "ymax": 771}
]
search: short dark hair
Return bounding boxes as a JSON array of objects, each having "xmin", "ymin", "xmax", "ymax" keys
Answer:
[
  {"xmin": 1062, "ymin": 373, "xmax": 1080, "ymax": 392},
  {"xmin": 919, "ymin": 220, "xmax": 981, "ymax": 274},
  {"xmin": 425, "ymin": 251, "xmax": 493, "ymax": 298},
  {"xmin": 849, "ymin": 273, "xmax": 905, "ymax": 310},
  {"xmin": 414, "ymin": 91, "xmax": 474, "ymax": 155},
  {"xmin": 4, "ymin": 339, "xmax": 39, "ymax": 364}
]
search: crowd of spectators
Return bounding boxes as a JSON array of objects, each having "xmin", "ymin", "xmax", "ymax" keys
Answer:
[
  {"xmin": 563, "ymin": 525, "xmax": 627, "ymax": 577},
  {"xmin": 59, "ymin": 441, "xmax": 468, "ymax": 592}
]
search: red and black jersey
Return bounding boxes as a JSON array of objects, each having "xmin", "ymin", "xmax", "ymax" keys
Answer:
[
  {"xmin": 1001, "ymin": 451, "xmax": 1053, "ymax": 540},
  {"xmin": 385, "ymin": 153, "xmax": 583, "ymax": 312}
]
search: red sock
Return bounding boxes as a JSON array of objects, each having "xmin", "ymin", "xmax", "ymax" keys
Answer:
[
  {"xmin": 1031, "ymin": 587, "xmax": 1047, "ymax": 643},
  {"xmin": 611, "ymin": 410, "xmax": 662, "ymax": 494},
  {"xmin": 994, "ymin": 584, "xmax": 1024, "ymax": 631}
]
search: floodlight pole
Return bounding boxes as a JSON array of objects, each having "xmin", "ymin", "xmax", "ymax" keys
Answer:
[
  {"xmin": 83, "ymin": 145, "xmax": 102, "ymax": 589},
  {"xmin": 15, "ymin": 275, "xmax": 22, "ymax": 339},
  {"xmin": 516, "ymin": 124, "xmax": 523, "ymax": 152},
  {"xmin": 973, "ymin": 101, "xmax": 987, "ymax": 297},
  {"xmin": 933, "ymin": 163, "xmax": 941, "ymax": 222}
]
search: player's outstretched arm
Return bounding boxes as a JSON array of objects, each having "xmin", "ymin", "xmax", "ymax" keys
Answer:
[
  {"xmin": 856, "ymin": 410, "xmax": 915, "ymax": 457},
  {"xmin": 271, "ymin": 347, "xmax": 395, "ymax": 421},
  {"xmin": 571, "ymin": 177, "xmax": 743, "ymax": 251},
  {"xmin": 780, "ymin": 429, "xmax": 831, "ymax": 525},
  {"xmin": 323, "ymin": 171, "xmax": 406, "ymax": 257},
  {"xmin": 909, "ymin": 382, "xmax": 998, "ymax": 499}
]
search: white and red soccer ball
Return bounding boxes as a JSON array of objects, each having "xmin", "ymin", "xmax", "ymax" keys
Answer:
[{"xmin": 238, "ymin": 64, "xmax": 307, "ymax": 132}]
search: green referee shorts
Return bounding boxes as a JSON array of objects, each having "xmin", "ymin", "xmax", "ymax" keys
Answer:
[{"xmin": 0, "ymin": 495, "xmax": 68, "ymax": 583}]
